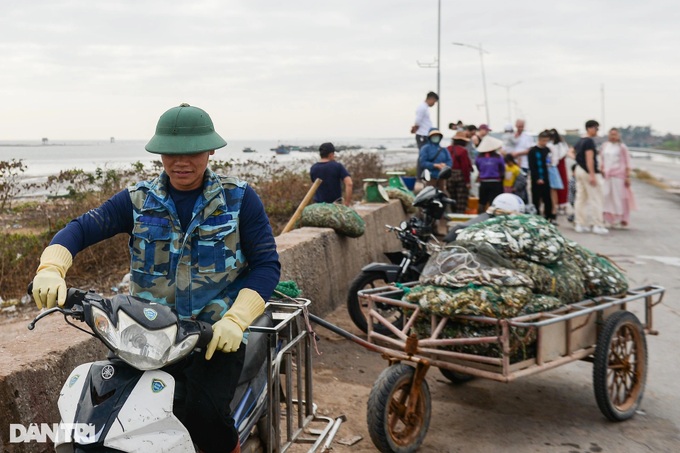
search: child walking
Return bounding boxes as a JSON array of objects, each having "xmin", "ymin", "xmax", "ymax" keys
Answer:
[
  {"xmin": 503, "ymin": 154, "xmax": 521, "ymax": 193},
  {"xmin": 528, "ymin": 131, "xmax": 555, "ymax": 222}
]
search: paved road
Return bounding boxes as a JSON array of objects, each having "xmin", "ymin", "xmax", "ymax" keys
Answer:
[
  {"xmin": 630, "ymin": 154, "xmax": 680, "ymax": 188},
  {"xmin": 313, "ymin": 177, "xmax": 680, "ymax": 453}
]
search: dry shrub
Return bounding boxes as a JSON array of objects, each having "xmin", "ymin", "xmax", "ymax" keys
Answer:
[
  {"xmin": 0, "ymin": 154, "xmax": 387, "ymax": 299},
  {"xmin": 216, "ymin": 158, "xmax": 315, "ymax": 234},
  {"xmin": 337, "ymin": 152, "xmax": 385, "ymax": 200},
  {"xmin": 0, "ymin": 232, "xmax": 49, "ymax": 299}
]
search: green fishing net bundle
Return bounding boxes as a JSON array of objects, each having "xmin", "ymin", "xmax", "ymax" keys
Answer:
[
  {"xmin": 402, "ymin": 214, "xmax": 628, "ymax": 360},
  {"xmin": 411, "ymin": 318, "xmax": 538, "ymax": 362},
  {"xmin": 563, "ymin": 242, "xmax": 628, "ymax": 297},
  {"xmin": 455, "ymin": 215, "xmax": 566, "ymax": 265},
  {"xmin": 384, "ymin": 187, "xmax": 416, "ymax": 213},
  {"xmin": 273, "ymin": 280, "xmax": 301, "ymax": 298},
  {"xmin": 419, "ymin": 243, "xmax": 534, "ymax": 290},
  {"xmin": 300, "ymin": 203, "xmax": 366, "ymax": 238},
  {"xmin": 509, "ymin": 258, "xmax": 586, "ymax": 304},
  {"xmin": 405, "ymin": 284, "xmax": 540, "ymax": 319}
]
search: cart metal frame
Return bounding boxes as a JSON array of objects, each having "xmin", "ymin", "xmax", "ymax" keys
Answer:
[
  {"xmin": 359, "ymin": 284, "xmax": 664, "ymax": 382},
  {"xmin": 251, "ymin": 298, "xmax": 334, "ymax": 453}
]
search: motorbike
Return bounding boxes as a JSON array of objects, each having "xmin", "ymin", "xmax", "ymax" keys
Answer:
[
  {"xmin": 347, "ymin": 167, "xmax": 456, "ymax": 335},
  {"xmin": 27, "ymin": 286, "xmax": 272, "ymax": 452}
]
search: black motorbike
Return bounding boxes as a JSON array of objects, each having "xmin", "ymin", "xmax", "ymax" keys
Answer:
[{"xmin": 347, "ymin": 168, "xmax": 455, "ymax": 334}]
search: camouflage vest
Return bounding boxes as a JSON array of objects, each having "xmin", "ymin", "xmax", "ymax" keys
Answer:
[{"xmin": 128, "ymin": 170, "xmax": 247, "ymax": 323}]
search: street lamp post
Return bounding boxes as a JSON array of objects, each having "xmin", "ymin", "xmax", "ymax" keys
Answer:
[
  {"xmin": 417, "ymin": 0, "xmax": 441, "ymax": 128},
  {"xmin": 494, "ymin": 81, "xmax": 522, "ymax": 125},
  {"xmin": 452, "ymin": 42, "xmax": 490, "ymax": 126}
]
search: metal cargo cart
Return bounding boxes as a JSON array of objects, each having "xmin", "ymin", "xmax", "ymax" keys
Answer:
[{"xmin": 315, "ymin": 284, "xmax": 664, "ymax": 453}]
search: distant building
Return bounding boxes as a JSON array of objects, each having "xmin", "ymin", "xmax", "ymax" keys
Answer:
[
  {"xmin": 41, "ymin": 138, "xmax": 48, "ymax": 145},
  {"xmin": 110, "ymin": 137, "xmax": 115, "ymax": 143}
]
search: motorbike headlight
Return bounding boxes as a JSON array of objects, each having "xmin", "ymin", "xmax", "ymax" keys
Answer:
[{"xmin": 91, "ymin": 307, "xmax": 198, "ymax": 370}]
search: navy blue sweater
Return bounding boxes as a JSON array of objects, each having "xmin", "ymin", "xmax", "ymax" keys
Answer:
[{"xmin": 51, "ymin": 185, "xmax": 280, "ymax": 301}]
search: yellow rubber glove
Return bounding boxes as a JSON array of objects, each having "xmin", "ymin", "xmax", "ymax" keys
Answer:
[
  {"xmin": 205, "ymin": 288, "xmax": 265, "ymax": 360},
  {"xmin": 32, "ymin": 244, "xmax": 73, "ymax": 309}
]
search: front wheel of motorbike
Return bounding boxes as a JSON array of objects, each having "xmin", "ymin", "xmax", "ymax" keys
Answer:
[{"xmin": 347, "ymin": 271, "xmax": 404, "ymax": 335}]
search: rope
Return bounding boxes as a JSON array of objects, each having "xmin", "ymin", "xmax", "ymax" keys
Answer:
[{"xmin": 434, "ymin": 245, "xmax": 482, "ymax": 274}]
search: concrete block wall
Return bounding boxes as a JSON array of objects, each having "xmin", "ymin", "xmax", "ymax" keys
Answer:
[
  {"xmin": 0, "ymin": 200, "xmax": 406, "ymax": 452},
  {"xmin": 275, "ymin": 200, "xmax": 405, "ymax": 314}
]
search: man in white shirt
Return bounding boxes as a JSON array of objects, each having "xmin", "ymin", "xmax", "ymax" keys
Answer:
[
  {"xmin": 506, "ymin": 119, "xmax": 535, "ymax": 172},
  {"xmin": 411, "ymin": 91, "xmax": 438, "ymax": 150}
]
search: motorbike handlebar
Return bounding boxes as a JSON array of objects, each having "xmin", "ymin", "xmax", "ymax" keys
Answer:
[
  {"xmin": 27, "ymin": 282, "xmax": 89, "ymax": 310},
  {"xmin": 442, "ymin": 197, "xmax": 457, "ymax": 206}
]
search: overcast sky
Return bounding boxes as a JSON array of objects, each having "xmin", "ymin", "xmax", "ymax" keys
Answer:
[{"xmin": 0, "ymin": 0, "xmax": 678, "ymax": 140}]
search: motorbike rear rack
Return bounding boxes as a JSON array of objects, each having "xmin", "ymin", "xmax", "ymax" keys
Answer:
[{"xmin": 251, "ymin": 299, "xmax": 334, "ymax": 453}]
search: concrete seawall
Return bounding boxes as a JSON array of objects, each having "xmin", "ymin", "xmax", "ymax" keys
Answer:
[
  {"xmin": 0, "ymin": 200, "xmax": 406, "ymax": 452},
  {"xmin": 275, "ymin": 201, "xmax": 405, "ymax": 314}
]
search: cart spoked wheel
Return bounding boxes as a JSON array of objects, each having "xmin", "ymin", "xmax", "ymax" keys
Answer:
[
  {"xmin": 367, "ymin": 364, "xmax": 431, "ymax": 453},
  {"xmin": 593, "ymin": 310, "xmax": 648, "ymax": 421},
  {"xmin": 439, "ymin": 367, "xmax": 474, "ymax": 384}
]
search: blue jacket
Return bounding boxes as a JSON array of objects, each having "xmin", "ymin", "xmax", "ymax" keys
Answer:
[
  {"xmin": 418, "ymin": 139, "xmax": 453, "ymax": 179},
  {"xmin": 51, "ymin": 169, "xmax": 280, "ymax": 323}
]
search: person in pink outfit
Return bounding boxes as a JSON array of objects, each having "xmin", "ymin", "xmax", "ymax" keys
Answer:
[{"xmin": 601, "ymin": 128, "xmax": 636, "ymax": 228}]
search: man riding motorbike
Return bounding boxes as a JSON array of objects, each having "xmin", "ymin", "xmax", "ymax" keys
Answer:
[{"xmin": 30, "ymin": 103, "xmax": 281, "ymax": 453}]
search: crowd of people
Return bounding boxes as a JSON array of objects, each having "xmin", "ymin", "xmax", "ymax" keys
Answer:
[{"xmin": 411, "ymin": 92, "xmax": 636, "ymax": 234}]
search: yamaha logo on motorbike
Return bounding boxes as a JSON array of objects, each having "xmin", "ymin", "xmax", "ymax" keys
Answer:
[{"xmin": 101, "ymin": 365, "xmax": 114, "ymax": 380}]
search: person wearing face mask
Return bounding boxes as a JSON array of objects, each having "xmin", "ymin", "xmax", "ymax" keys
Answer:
[{"xmin": 418, "ymin": 128, "xmax": 452, "ymax": 183}]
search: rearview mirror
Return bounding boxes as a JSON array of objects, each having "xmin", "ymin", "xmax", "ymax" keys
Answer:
[
  {"xmin": 421, "ymin": 169, "xmax": 431, "ymax": 182},
  {"xmin": 438, "ymin": 166, "xmax": 452, "ymax": 180}
]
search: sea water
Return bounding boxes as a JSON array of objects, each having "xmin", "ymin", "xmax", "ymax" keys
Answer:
[{"xmin": 0, "ymin": 138, "xmax": 419, "ymax": 179}]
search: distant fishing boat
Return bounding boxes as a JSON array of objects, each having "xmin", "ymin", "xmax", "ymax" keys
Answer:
[
  {"xmin": 242, "ymin": 147, "xmax": 256, "ymax": 153},
  {"xmin": 273, "ymin": 145, "xmax": 290, "ymax": 155}
]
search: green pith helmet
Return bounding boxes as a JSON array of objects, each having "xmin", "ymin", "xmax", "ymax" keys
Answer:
[{"xmin": 145, "ymin": 103, "xmax": 227, "ymax": 155}]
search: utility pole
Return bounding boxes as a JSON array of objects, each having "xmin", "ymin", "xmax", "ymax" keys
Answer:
[
  {"xmin": 494, "ymin": 81, "xmax": 522, "ymax": 125},
  {"xmin": 601, "ymin": 83, "xmax": 605, "ymax": 131},
  {"xmin": 417, "ymin": 0, "xmax": 441, "ymax": 128},
  {"xmin": 437, "ymin": 0, "xmax": 441, "ymax": 128},
  {"xmin": 452, "ymin": 42, "xmax": 490, "ymax": 126}
]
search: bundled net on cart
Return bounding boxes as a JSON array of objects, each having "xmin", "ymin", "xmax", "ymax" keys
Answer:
[
  {"xmin": 455, "ymin": 215, "xmax": 565, "ymax": 265},
  {"xmin": 563, "ymin": 242, "xmax": 629, "ymax": 297},
  {"xmin": 408, "ymin": 286, "xmax": 563, "ymax": 361},
  {"xmin": 509, "ymin": 258, "xmax": 586, "ymax": 304},
  {"xmin": 411, "ymin": 318, "xmax": 538, "ymax": 362},
  {"xmin": 419, "ymin": 242, "xmax": 534, "ymax": 290},
  {"xmin": 402, "ymin": 214, "xmax": 628, "ymax": 360},
  {"xmin": 453, "ymin": 215, "xmax": 627, "ymax": 297}
]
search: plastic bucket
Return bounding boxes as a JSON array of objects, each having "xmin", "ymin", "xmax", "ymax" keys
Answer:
[{"xmin": 402, "ymin": 176, "xmax": 416, "ymax": 190}]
